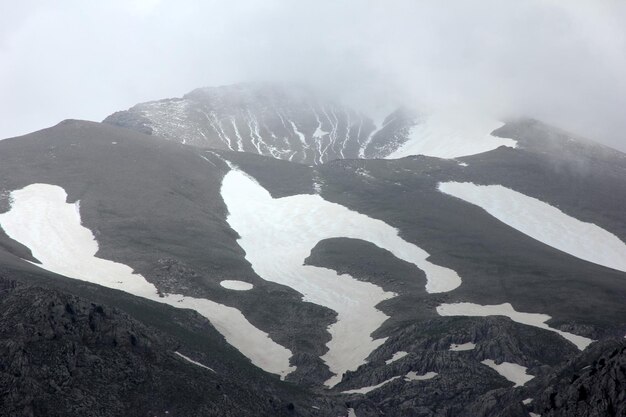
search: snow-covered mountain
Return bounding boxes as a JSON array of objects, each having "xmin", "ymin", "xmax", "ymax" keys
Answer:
[
  {"xmin": 104, "ymin": 83, "xmax": 516, "ymax": 165},
  {"xmin": 0, "ymin": 86, "xmax": 625, "ymax": 417}
]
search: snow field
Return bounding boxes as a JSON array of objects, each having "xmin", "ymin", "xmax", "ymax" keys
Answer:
[
  {"xmin": 0, "ymin": 184, "xmax": 294, "ymax": 378},
  {"xmin": 387, "ymin": 113, "xmax": 516, "ymax": 159},
  {"xmin": 438, "ymin": 182, "xmax": 626, "ymax": 272},
  {"xmin": 220, "ymin": 280, "xmax": 254, "ymax": 290},
  {"xmin": 221, "ymin": 168, "xmax": 462, "ymax": 386},
  {"xmin": 437, "ymin": 302, "xmax": 593, "ymax": 350},
  {"xmin": 481, "ymin": 359, "xmax": 534, "ymax": 387}
]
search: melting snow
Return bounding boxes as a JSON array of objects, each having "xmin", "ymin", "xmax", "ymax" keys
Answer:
[
  {"xmin": 221, "ymin": 168, "xmax": 461, "ymax": 386},
  {"xmin": 481, "ymin": 359, "xmax": 534, "ymax": 387},
  {"xmin": 342, "ymin": 371, "xmax": 437, "ymax": 394},
  {"xmin": 0, "ymin": 184, "xmax": 294, "ymax": 378},
  {"xmin": 342, "ymin": 376, "xmax": 401, "ymax": 394},
  {"xmin": 437, "ymin": 302, "xmax": 593, "ymax": 350},
  {"xmin": 220, "ymin": 280, "xmax": 253, "ymax": 291},
  {"xmin": 387, "ymin": 113, "xmax": 516, "ymax": 159},
  {"xmin": 438, "ymin": 182, "xmax": 626, "ymax": 273},
  {"xmin": 385, "ymin": 351, "xmax": 408, "ymax": 364},
  {"xmin": 174, "ymin": 351, "xmax": 216, "ymax": 372},
  {"xmin": 449, "ymin": 342, "xmax": 476, "ymax": 351},
  {"xmin": 404, "ymin": 371, "xmax": 438, "ymax": 381}
]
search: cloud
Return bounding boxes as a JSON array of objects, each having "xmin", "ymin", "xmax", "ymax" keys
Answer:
[{"xmin": 1, "ymin": 1, "xmax": 625, "ymax": 150}]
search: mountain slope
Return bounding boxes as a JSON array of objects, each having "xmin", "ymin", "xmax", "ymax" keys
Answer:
[
  {"xmin": 0, "ymin": 92, "xmax": 625, "ymax": 416},
  {"xmin": 103, "ymin": 83, "xmax": 516, "ymax": 165},
  {"xmin": 0, "ymin": 278, "xmax": 340, "ymax": 417}
]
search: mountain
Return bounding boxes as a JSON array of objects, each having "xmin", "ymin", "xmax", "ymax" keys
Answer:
[
  {"xmin": 0, "ymin": 84, "xmax": 625, "ymax": 416},
  {"xmin": 104, "ymin": 83, "xmax": 418, "ymax": 164}
]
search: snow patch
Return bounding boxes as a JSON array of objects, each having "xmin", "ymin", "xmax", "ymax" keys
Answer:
[
  {"xmin": 387, "ymin": 113, "xmax": 516, "ymax": 159},
  {"xmin": 385, "ymin": 351, "xmax": 408, "ymax": 364},
  {"xmin": 220, "ymin": 280, "xmax": 253, "ymax": 291},
  {"xmin": 342, "ymin": 371, "xmax": 437, "ymax": 394},
  {"xmin": 221, "ymin": 168, "xmax": 462, "ymax": 387},
  {"xmin": 481, "ymin": 359, "xmax": 534, "ymax": 387},
  {"xmin": 404, "ymin": 371, "xmax": 438, "ymax": 381},
  {"xmin": 449, "ymin": 342, "xmax": 476, "ymax": 351},
  {"xmin": 342, "ymin": 376, "xmax": 401, "ymax": 394},
  {"xmin": 438, "ymin": 182, "xmax": 626, "ymax": 273},
  {"xmin": 522, "ymin": 398, "xmax": 533, "ymax": 405},
  {"xmin": 174, "ymin": 351, "xmax": 216, "ymax": 373},
  {"xmin": 0, "ymin": 184, "xmax": 294, "ymax": 378},
  {"xmin": 437, "ymin": 302, "xmax": 593, "ymax": 350}
]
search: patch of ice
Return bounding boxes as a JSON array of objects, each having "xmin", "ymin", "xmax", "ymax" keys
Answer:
[
  {"xmin": 342, "ymin": 376, "xmax": 401, "ymax": 394},
  {"xmin": 222, "ymin": 168, "xmax": 461, "ymax": 387},
  {"xmin": 481, "ymin": 359, "xmax": 534, "ymax": 387},
  {"xmin": 174, "ymin": 351, "xmax": 216, "ymax": 373},
  {"xmin": 449, "ymin": 342, "xmax": 476, "ymax": 351},
  {"xmin": 438, "ymin": 182, "xmax": 626, "ymax": 273},
  {"xmin": 385, "ymin": 351, "xmax": 408, "ymax": 364},
  {"xmin": 404, "ymin": 371, "xmax": 438, "ymax": 381},
  {"xmin": 386, "ymin": 113, "xmax": 516, "ymax": 159},
  {"xmin": 437, "ymin": 302, "xmax": 593, "ymax": 350},
  {"xmin": 0, "ymin": 184, "xmax": 294, "ymax": 378},
  {"xmin": 342, "ymin": 370, "xmax": 437, "ymax": 394},
  {"xmin": 220, "ymin": 280, "xmax": 253, "ymax": 291}
]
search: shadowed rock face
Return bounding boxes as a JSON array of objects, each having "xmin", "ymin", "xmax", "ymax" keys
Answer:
[
  {"xmin": 532, "ymin": 339, "xmax": 626, "ymax": 417},
  {"xmin": 103, "ymin": 83, "xmax": 415, "ymax": 164},
  {"xmin": 0, "ymin": 278, "xmax": 341, "ymax": 417}
]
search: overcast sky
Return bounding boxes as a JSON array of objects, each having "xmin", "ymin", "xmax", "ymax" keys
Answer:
[{"xmin": 1, "ymin": 0, "xmax": 625, "ymax": 150}]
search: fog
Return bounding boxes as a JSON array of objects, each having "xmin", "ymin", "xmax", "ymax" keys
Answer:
[{"xmin": 1, "ymin": 0, "xmax": 625, "ymax": 150}]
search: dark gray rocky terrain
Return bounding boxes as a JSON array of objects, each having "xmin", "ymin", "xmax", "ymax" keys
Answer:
[{"xmin": 0, "ymin": 275, "xmax": 343, "ymax": 417}]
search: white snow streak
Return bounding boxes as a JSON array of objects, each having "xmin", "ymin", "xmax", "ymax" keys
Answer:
[
  {"xmin": 438, "ymin": 182, "xmax": 626, "ymax": 273},
  {"xmin": 387, "ymin": 113, "xmax": 516, "ymax": 159},
  {"xmin": 221, "ymin": 168, "xmax": 461, "ymax": 387},
  {"xmin": 342, "ymin": 371, "xmax": 437, "ymax": 394},
  {"xmin": 174, "ymin": 351, "xmax": 216, "ymax": 373},
  {"xmin": 342, "ymin": 376, "xmax": 401, "ymax": 394},
  {"xmin": 437, "ymin": 302, "xmax": 593, "ymax": 350},
  {"xmin": 0, "ymin": 184, "xmax": 294, "ymax": 378},
  {"xmin": 220, "ymin": 280, "xmax": 253, "ymax": 291},
  {"xmin": 481, "ymin": 359, "xmax": 534, "ymax": 387}
]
